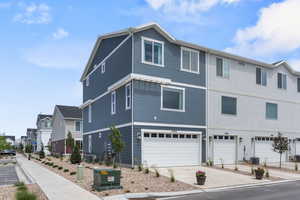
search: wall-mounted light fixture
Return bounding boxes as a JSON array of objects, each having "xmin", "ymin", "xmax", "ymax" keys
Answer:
[{"xmin": 137, "ymin": 132, "xmax": 141, "ymax": 140}]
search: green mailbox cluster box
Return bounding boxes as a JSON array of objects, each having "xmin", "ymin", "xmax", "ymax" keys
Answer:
[{"xmin": 93, "ymin": 168, "xmax": 122, "ymax": 191}]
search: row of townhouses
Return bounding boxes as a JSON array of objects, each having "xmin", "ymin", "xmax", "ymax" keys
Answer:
[{"xmin": 79, "ymin": 23, "xmax": 300, "ymax": 167}]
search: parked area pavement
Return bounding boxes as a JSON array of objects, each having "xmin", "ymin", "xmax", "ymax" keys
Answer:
[
  {"xmin": 16, "ymin": 154, "xmax": 101, "ymax": 200},
  {"xmin": 0, "ymin": 165, "xmax": 19, "ymax": 186},
  {"xmin": 156, "ymin": 166, "xmax": 271, "ymax": 189},
  {"xmin": 161, "ymin": 180, "xmax": 300, "ymax": 200}
]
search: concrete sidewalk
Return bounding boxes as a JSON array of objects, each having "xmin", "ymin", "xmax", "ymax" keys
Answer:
[{"xmin": 16, "ymin": 155, "xmax": 101, "ymax": 200}]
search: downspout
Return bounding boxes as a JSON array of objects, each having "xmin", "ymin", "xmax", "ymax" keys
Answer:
[{"xmin": 131, "ymin": 30, "xmax": 135, "ymax": 167}]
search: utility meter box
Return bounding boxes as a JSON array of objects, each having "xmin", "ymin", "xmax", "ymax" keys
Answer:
[{"xmin": 93, "ymin": 168, "xmax": 122, "ymax": 191}]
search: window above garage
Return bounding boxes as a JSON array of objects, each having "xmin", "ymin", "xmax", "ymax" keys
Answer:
[
  {"xmin": 221, "ymin": 96, "xmax": 237, "ymax": 115},
  {"xmin": 161, "ymin": 86, "xmax": 185, "ymax": 112}
]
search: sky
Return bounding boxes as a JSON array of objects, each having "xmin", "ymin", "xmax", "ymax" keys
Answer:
[{"xmin": 1, "ymin": 0, "xmax": 300, "ymax": 138}]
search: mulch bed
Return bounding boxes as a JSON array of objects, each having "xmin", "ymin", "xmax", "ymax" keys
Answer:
[{"xmin": 0, "ymin": 184, "xmax": 48, "ymax": 200}]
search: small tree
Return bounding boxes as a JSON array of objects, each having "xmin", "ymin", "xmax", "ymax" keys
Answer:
[
  {"xmin": 272, "ymin": 132, "xmax": 288, "ymax": 168},
  {"xmin": 0, "ymin": 136, "xmax": 10, "ymax": 151},
  {"xmin": 66, "ymin": 132, "xmax": 74, "ymax": 153},
  {"xmin": 39, "ymin": 144, "xmax": 45, "ymax": 159},
  {"xmin": 25, "ymin": 144, "xmax": 33, "ymax": 153},
  {"xmin": 109, "ymin": 126, "xmax": 125, "ymax": 166},
  {"xmin": 70, "ymin": 144, "xmax": 81, "ymax": 164}
]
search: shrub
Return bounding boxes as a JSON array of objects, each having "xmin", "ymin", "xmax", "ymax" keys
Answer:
[
  {"xmin": 58, "ymin": 167, "xmax": 63, "ymax": 170},
  {"xmin": 17, "ymin": 185, "xmax": 28, "ymax": 191},
  {"xmin": 144, "ymin": 167, "xmax": 149, "ymax": 174},
  {"xmin": 113, "ymin": 163, "xmax": 118, "ymax": 168},
  {"xmin": 138, "ymin": 165, "xmax": 143, "ymax": 172},
  {"xmin": 153, "ymin": 167, "xmax": 160, "ymax": 177},
  {"xmin": 70, "ymin": 172, "xmax": 76, "ymax": 175},
  {"xmin": 53, "ymin": 165, "xmax": 58, "ymax": 168},
  {"xmin": 234, "ymin": 166, "xmax": 239, "ymax": 171},
  {"xmin": 15, "ymin": 190, "xmax": 37, "ymax": 200},
  {"xmin": 295, "ymin": 163, "xmax": 298, "ymax": 171},
  {"xmin": 168, "ymin": 169, "xmax": 175, "ymax": 182},
  {"xmin": 265, "ymin": 170, "xmax": 270, "ymax": 178},
  {"xmin": 70, "ymin": 144, "xmax": 81, "ymax": 164},
  {"xmin": 14, "ymin": 182, "xmax": 25, "ymax": 187},
  {"xmin": 63, "ymin": 169, "xmax": 69, "ymax": 172}
]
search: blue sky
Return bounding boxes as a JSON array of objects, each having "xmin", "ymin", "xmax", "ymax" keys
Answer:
[{"xmin": 0, "ymin": 0, "xmax": 299, "ymax": 138}]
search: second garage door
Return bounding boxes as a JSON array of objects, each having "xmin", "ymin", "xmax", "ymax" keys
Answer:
[
  {"xmin": 142, "ymin": 131, "xmax": 201, "ymax": 167},
  {"xmin": 213, "ymin": 135, "xmax": 237, "ymax": 165},
  {"xmin": 255, "ymin": 137, "xmax": 286, "ymax": 163}
]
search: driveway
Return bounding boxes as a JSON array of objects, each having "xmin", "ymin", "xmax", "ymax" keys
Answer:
[
  {"xmin": 156, "ymin": 166, "xmax": 270, "ymax": 189},
  {"xmin": 0, "ymin": 165, "xmax": 19, "ymax": 186}
]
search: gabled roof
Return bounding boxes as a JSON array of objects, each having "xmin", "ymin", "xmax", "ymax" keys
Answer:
[
  {"xmin": 56, "ymin": 105, "xmax": 82, "ymax": 119},
  {"xmin": 36, "ymin": 114, "xmax": 52, "ymax": 125},
  {"xmin": 272, "ymin": 60, "xmax": 300, "ymax": 76},
  {"xmin": 80, "ymin": 22, "xmax": 300, "ymax": 81}
]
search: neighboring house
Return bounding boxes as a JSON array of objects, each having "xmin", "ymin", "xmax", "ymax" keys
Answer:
[
  {"xmin": 80, "ymin": 23, "xmax": 206, "ymax": 167},
  {"xmin": 26, "ymin": 128, "xmax": 37, "ymax": 152},
  {"xmin": 2, "ymin": 135, "xmax": 15, "ymax": 146},
  {"xmin": 36, "ymin": 114, "xmax": 52, "ymax": 154},
  {"xmin": 20, "ymin": 136, "xmax": 27, "ymax": 148},
  {"xmin": 51, "ymin": 105, "xmax": 83, "ymax": 155}
]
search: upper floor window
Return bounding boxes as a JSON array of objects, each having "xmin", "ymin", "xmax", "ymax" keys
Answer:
[
  {"xmin": 75, "ymin": 121, "xmax": 81, "ymax": 132},
  {"xmin": 277, "ymin": 73, "xmax": 287, "ymax": 89},
  {"xmin": 221, "ymin": 96, "xmax": 237, "ymax": 115},
  {"xmin": 256, "ymin": 67, "xmax": 267, "ymax": 86},
  {"xmin": 297, "ymin": 78, "xmax": 300, "ymax": 92},
  {"xmin": 216, "ymin": 58, "xmax": 230, "ymax": 78},
  {"xmin": 88, "ymin": 105, "xmax": 92, "ymax": 123},
  {"xmin": 111, "ymin": 91, "xmax": 116, "ymax": 115},
  {"xmin": 161, "ymin": 86, "xmax": 185, "ymax": 112},
  {"xmin": 101, "ymin": 63, "xmax": 105, "ymax": 74},
  {"xmin": 86, "ymin": 76, "xmax": 89, "ymax": 87},
  {"xmin": 142, "ymin": 37, "xmax": 164, "ymax": 67},
  {"xmin": 181, "ymin": 47, "xmax": 199, "ymax": 73},
  {"xmin": 266, "ymin": 103, "xmax": 278, "ymax": 120},
  {"xmin": 125, "ymin": 83, "xmax": 131, "ymax": 110}
]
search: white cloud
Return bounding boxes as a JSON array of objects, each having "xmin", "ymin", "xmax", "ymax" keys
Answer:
[
  {"xmin": 14, "ymin": 3, "xmax": 51, "ymax": 24},
  {"xmin": 52, "ymin": 28, "xmax": 69, "ymax": 40},
  {"xmin": 22, "ymin": 41, "xmax": 92, "ymax": 69},
  {"xmin": 288, "ymin": 59, "xmax": 300, "ymax": 72},
  {"xmin": 226, "ymin": 0, "xmax": 300, "ymax": 57}
]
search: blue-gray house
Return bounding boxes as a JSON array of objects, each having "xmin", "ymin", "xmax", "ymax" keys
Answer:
[{"xmin": 80, "ymin": 23, "xmax": 207, "ymax": 167}]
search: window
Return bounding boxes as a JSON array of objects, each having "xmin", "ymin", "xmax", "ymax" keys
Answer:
[
  {"xmin": 142, "ymin": 37, "xmax": 164, "ymax": 66},
  {"xmin": 159, "ymin": 133, "xmax": 164, "ymax": 138},
  {"xmin": 125, "ymin": 83, "xmax": 131, "ymax": 110},
  {"xmin": 111, "ymin": 91, "xmax": 116, "ymax": 115},
  {"xmin": 216, "ymin": 58, "xmax": 230, "ymax": 78},
  {"xmin": 86, "ymin": 76, "xmax": 89, "ymax": 87},
  {"xmin": 75, "ymin": 121, "xmax": 81, "ymax": 132},
  {"xmin": 101, "ymin": 63, "xmax": 105, "ymax": 74},
  {"xmin": 297, "ymin": 78, "xmax": 300, "ymax": 92},
  {"xmin": 151, "ymin": 133, "xmax": 157, "ymax": 138},
  {"xmin": 144, "ymin": 133, "xmax": 150, "ymax": 137},
  {"xmin": 161, "ymin": 86, "xmax": 185, "ymax": 112},
  {"xmin": 222, "ymin": 96, "xmax": 237, "ymax": 115},
  {"xmin": 88, "ymin": 105, "xmax": 92, "ymax": 123},
  {"xmin": 277, "ymin": 73, "xmax": 287, "ymax": 89},
  {"xmin": 266, "ymin": 103, "xmax": 278, "ymax": 120},
  {"xmin": 88, "ymin": 135, "xmax": 92, "ymax": 153},
  {"xmin": 256, "ymin": 67, "xmax": 267, "ymax": 86},
  {"xmin": 181, "ymin": 47, "xmax": 199, "ymax": 73}
]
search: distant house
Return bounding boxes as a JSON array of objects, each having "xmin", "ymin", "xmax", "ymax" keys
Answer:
[
  {"xmin": 20, "ymin": 136, "xmax": 27, "ymax": 146},
  {"xmin": 51, "ymin": 105, "xmax": 82, "ymax": 155},
  {"xmin": 36, "ymin": 114, "xmax": 52, "ymax": 154},
  {"xmin": 26, "ymin": 128, "xmax": 37, "ymax": 151},
  {"xmin": 3, "ymin": 135, "xmax": 15, "ymax": 146}
]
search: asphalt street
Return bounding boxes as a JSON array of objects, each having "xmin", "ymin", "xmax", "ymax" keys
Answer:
[
  {"xmin": 165, "ymin": 181, "xmax": 300, "ymax": 200},
  {"xmin": 0, "ymin": 165, "xmax": 19, "ymax": 186}
]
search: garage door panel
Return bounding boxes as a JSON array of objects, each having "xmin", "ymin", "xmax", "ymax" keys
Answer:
[
  {"xmin": 213, "ymin": 138, "xmax": 236, "ymax": 165},
  {"xmin": 255, "ymin": 141, "xmax": 286, "ymax": 163}
]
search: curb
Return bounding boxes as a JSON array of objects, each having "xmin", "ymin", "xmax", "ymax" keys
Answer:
[
  {"xmin": 16, "ymin": 156, "xmax": 36, "ymax": 184},
  {"xmin": 103, "ymin": 179, "xmax": 297, "ymax": 200}
]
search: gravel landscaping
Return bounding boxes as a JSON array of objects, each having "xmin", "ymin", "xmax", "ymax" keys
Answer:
[
  {"xmin": 0, "ymin": 184, "xmax": 48, "ymax": 200},
  {"xmin": 30, "ymin": 155, "xmax": 197, "ymax": 197}
]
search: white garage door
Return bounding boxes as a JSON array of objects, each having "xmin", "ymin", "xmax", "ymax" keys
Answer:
[
  {"xmin": 255, "ymin": 137, "xmax": 286, "ymax": 163},
  {"xmin": 142, "ymin": 131, "xmax": 201, "ymax": 167},
  {"xmin": 213, "ymin": 135, "xmax": 236, "ymax": 165}
]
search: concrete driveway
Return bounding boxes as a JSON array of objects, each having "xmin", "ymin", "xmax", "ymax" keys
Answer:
[{"xmin": 156, "ymin": 166, "xmax": 270, "ymax": 189}]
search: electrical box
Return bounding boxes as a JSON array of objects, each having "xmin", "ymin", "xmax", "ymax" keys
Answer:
[{"xmin": 93, "ymin": 168, "xmax": 122, "ymax": 191}]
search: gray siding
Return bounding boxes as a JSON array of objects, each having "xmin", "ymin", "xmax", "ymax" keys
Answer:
[
  {"xmin": 133, "ymin": 80, "xmax": 206, "ymax": 126},
  {"xmin": 133, "ymin": 28, "xmax": 206, "ymax": 87},
  {"xmin": 83, "ymin": 36, "xmax": 132, "ymax": 102},
  {"xmin": 83, "ymin": 84, "xmax": 132, "ymax": 133},
  {"xmin": 83, "ymin": 126, "xmax": 132, "ymax": 165}
]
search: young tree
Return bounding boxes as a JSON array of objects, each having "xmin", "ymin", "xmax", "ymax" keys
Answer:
[
  {"xmin": 70, "ymin": 143, "xmax": 81, "ymax": 164},
  {"xmin": 66, "ymin": 131, "xmax": 74, "ymax": 153},
  {"xmin": 39, "ymin": 144, "xmax": 45, "ymax": 159},
  {"xmin": 272, "ymin": 132, "xmax": 289, "ymax": 168},
  {"xmin": 25, "ymin": 144, "xmax": 33, "ymax": 153},
  {"xmin": 109, "ymin": 126, "xmax": 125, "ymax": 166}
]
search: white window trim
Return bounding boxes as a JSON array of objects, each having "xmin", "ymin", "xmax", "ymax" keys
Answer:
[
  {"xmin": 216, "ymin": 57, "xmax": 230, "ymax": 79},
  {"xmin": 257, "ymin": 67, "xmax": 267, "ymax": 87},
  {"xmin": 86, "ymin": 76, "xmax": 90, "ymax": 87},
  {"xmin": 161, "ymin": 85, "xmax": 185, "ymax": 112},
  {"xmin": 141, "ymin": 36, "xmax": 164, "ymax": 67},
  {"xmin": 278, "ymin": 73, "xmax": 287, "ymax": 90},
  {"xmin": 88, "ymin": 105, "xmax": 92, "ymax": 123},
  {"xmin": 125, "ymin": 83, "xmax": 131, "ymax": 110},
  {"xmin": 101, "ymin": 63, "xmax": 105, "ymax": 74},
  {"xmin": 111, "ymin": 91, "xmax": 116, "ymax": 115},
  {"xmin": 75, "ymin": 121, "xmax": 81, "ymax": 132},
  {"xmin": 180, "ymin": 47, "xmax": 200, "ymax": 74}
]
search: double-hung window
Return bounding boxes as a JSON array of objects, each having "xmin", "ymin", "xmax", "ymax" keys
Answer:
[
  {"xmin": 161, "ymin": 86, "xmax": 185, "ymax": 112},
  {"xmin": 266, "ymin": 103, "xmax": 278, "ymax": 120},
  {"xmin": 216, "ymin": 58, "xmax": 230, "ymax": 78},
  {"xmin": 101, "ymin": 63, "xmax": 105, "ymax": 74},
  {"xmin": 256, "ymin": 67, "xmax": 267, "ymax": 86},
  {"xmin": 88, "ymin": 105, "xmax": 92, "ymax": 123},
  {"xmin": 125, "ymin": 83, "xmax": 131, "ymax": 110},
  {"xmin": 142, "ymin": 37, "xmax": 164, "ymax": 66},
  {"xmin": 75, "ymin": 121, "xmax": 81, "ymax": 132},
  {"xmin": 221, "ymin": 96, "xmax": 237, "ymax": 115},
  {"xmin": 111, "ymin": 91, "xmax": 116, "ymax": 115},
  {"xmin": 277, "ymin": 73, "xmax": 287, "ymax": 89},
  {"xmin": 181, "ymin": 47, "xmax": 199, "ymax": 73}
]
